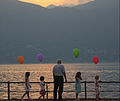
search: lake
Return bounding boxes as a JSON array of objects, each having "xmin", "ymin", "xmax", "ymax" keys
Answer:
[{"xmin": 0, "ymin": 63, "xmax": 119, "ymax": 99}]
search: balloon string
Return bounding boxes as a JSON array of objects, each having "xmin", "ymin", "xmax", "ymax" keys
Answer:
[{"xmin": 96, "ymin": 64, "xmax": 97, "ymax": 76}]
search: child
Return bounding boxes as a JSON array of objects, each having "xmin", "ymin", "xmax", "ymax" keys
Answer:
[
  {"xmin": 21, "ymin": 72, "xmax": 31, "ymax": 100},
  {"xmin": 75, "ymin": 72, "xmax": 82, "ymax": 101},
  {"xmin": 39, "ymin": 76, "xmax": 46, "ymax": 101},
  {"xmin": 95, "ymin": 75, "xmax": 101, "ymax": 100}
]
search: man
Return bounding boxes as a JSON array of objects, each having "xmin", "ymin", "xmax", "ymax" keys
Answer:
[{"xmin": 53, "ymin": 59, "xmax": 67, "ymax": 100}]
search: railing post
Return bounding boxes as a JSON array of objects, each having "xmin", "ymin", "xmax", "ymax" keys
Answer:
[
  {"xmin": 8, "ymin": 81, "xmax": 10, "ymax": 100},
  {"xmin": 46, "ymin": 83, "xmax": 48, "ymax": 99},
  {"xmin": 84, "ymin": 81, "xmax": 87, "ymax": 99}
]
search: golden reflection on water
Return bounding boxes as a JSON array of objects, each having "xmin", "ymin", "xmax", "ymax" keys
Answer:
[
  {"xmin": 18, "ymin": 0, "xmax": 94, "ymax": 7},
  {"xmin": 0, "ymin": 63, "xmax": 119, "ymax": 99}
]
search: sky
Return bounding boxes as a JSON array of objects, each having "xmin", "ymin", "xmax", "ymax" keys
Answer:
[
  {"xmin": 0, "ymin": 0, "xmax": 119, "ymax": 63},
  {"xmin": 18, "ymin": 0, "xmax": 94, "ymax": 7}
]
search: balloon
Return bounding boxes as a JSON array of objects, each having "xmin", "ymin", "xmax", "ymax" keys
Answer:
[
  {"xmin": 37, "ymin": 53, "xmax": 43, "ymax": 62},
  {"xmin": 18, "ymin": 56, "xmax": 24, "ymax": 64},
  {"xmin": 93, "ymin": 56, "xmax": 99, "ymax": 64},
  {"xmin": 73, "ymin": 48, "xmax": 79, "ymax": 58}
]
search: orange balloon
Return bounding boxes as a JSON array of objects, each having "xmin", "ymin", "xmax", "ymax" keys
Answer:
[{"xmin": 18, "ymin": 56, "xmax": 24, "ymax": 64}]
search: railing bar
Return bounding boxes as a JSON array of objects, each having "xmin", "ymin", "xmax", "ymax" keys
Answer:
[
  {"xmin": 0, "ymin": 81, "xmax": 120, "ymax": 100},
  {"xmin": 8, "ymin": 81, "xmax": 10, "ymax": 100},
  {"xmin": 1, "ymin": 90, "xmax": 120, "ymax": 92},
  {"xmin": 85, "ymin": 81, "xmax": 87, "ymax": 99},
  {"xmin": 0, "ymin": 81, "xmax": 120, "ymax": 83}
]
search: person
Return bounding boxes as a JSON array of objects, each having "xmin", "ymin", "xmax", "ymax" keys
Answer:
[
  {"xmin": 75, "ymin": 72, "xmax": 82, "ymax": 101},
  {"xmin": 21, "ymin": 72, "xmax": 32, "ymax": 100},
  {"xmin": 53, "ymin": 59, "xmax": 67, "ymax": 100},
  {"xmin": 39, "ymin": 76, "xmax": 46, "ymax": 101},
  {"xmin": 95, "ymin": 75, "xmax": 101, "ymax": 100}
]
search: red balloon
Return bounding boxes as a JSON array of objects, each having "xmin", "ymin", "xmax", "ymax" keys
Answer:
[
  {"xmin": 93, "ymin": 56, "xmax": 99, "ymax": 64},
  {"xmin": 18, "ymin": 56, "xmax": 24, "ymax": 64}
]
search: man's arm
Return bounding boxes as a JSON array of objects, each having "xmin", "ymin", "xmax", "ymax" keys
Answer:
[
  {"xmin": 53, "ymin": 66, "xmax": 55, "ymax": 79},
  {"xmin": 63, "ymin": 72, "xmax": 67, "ymax": 82}
]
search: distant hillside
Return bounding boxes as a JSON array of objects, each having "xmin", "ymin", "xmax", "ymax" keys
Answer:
[{"xmin": 0, "ymin": 0, "xmax": 119, "ymax": 64}]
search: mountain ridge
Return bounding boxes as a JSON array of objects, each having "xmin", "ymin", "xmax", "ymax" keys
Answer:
[{"xmin": 0, "ymin": 0, "xmax": 119, "ymax": 64}]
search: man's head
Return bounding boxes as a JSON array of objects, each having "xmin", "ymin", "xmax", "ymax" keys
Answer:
[{"xmin": 57, "ymin": 59, "xmax": 61, "ymax": 64}]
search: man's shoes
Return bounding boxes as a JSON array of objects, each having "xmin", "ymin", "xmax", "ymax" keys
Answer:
[
  {"xmin": 58, "ymin": 95, "xmax": 62, "ymax": 99},
  {"xmin": 58, "ymin": 96, "xmax": 63, "ymax": 101}
]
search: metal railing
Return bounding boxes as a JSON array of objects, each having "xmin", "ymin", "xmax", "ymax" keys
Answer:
[{"xmin": 0, "ymin": 81, "xmax": 120, "ymax": 100}]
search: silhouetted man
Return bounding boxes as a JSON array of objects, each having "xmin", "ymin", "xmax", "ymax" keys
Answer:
[{"xmin": 53, "ymin": 59, "xmax": 67, "ymax": 100}]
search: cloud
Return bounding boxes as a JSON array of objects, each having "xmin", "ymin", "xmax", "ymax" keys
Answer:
[{"xmin": 18, "ymin": 0, "xmax": 94, "ymax": 7}]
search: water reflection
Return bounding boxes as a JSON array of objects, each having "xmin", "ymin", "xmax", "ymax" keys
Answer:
[{"xmin": 0, "ymin": 63, "xmax": 119, "ymax": 99}]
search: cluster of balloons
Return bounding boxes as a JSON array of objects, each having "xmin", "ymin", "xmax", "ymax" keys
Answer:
[
  {"xmin": 18, "ymin": 53, "xmax": 44, "ymax": 64},
  {"xmin": 18, "ymin": 49, "xmax": 99, "ymax": 64},
  {"xmin": 73, "ymin": 48, "xmax": 99, "ymax": 64}
]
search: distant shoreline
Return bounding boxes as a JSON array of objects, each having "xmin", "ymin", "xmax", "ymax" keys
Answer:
[{"xmin": 0, "ymin": 62, "xmax": 119, "ymax": 65}]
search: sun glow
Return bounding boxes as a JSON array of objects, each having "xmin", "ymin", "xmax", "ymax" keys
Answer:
[{"xmin": 18, "ymin": 0, "xmax": 94, "ymax": 8}]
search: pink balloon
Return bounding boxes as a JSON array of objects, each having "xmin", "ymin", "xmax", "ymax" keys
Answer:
[{"xmin": 37, "ymin": 53, "xmax": 43, "ymax": 62}]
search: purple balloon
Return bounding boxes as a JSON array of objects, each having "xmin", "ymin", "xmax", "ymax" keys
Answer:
[{"xmin": 37, "ymin": 53, "xmax": 43, "ymax": 62}]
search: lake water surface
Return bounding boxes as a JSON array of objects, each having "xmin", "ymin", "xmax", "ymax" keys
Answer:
[{"xmin": 0, "ymin": 63, "xmax": 119, "ymax": 99}]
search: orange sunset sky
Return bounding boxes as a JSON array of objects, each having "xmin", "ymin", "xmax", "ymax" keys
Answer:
[{"xmin": 18, "ymin": 0, "xmax": 94, "ymax": 7}]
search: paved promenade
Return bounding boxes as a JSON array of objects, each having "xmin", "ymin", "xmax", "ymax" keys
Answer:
[{"xmin": 0, "ymin": 99, "xmax": 120, "ymax": 101}]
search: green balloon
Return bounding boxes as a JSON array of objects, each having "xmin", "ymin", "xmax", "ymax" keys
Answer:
[{"xmin": 73, "ymin": 48, "xmax": 79, "ymax": 58}]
